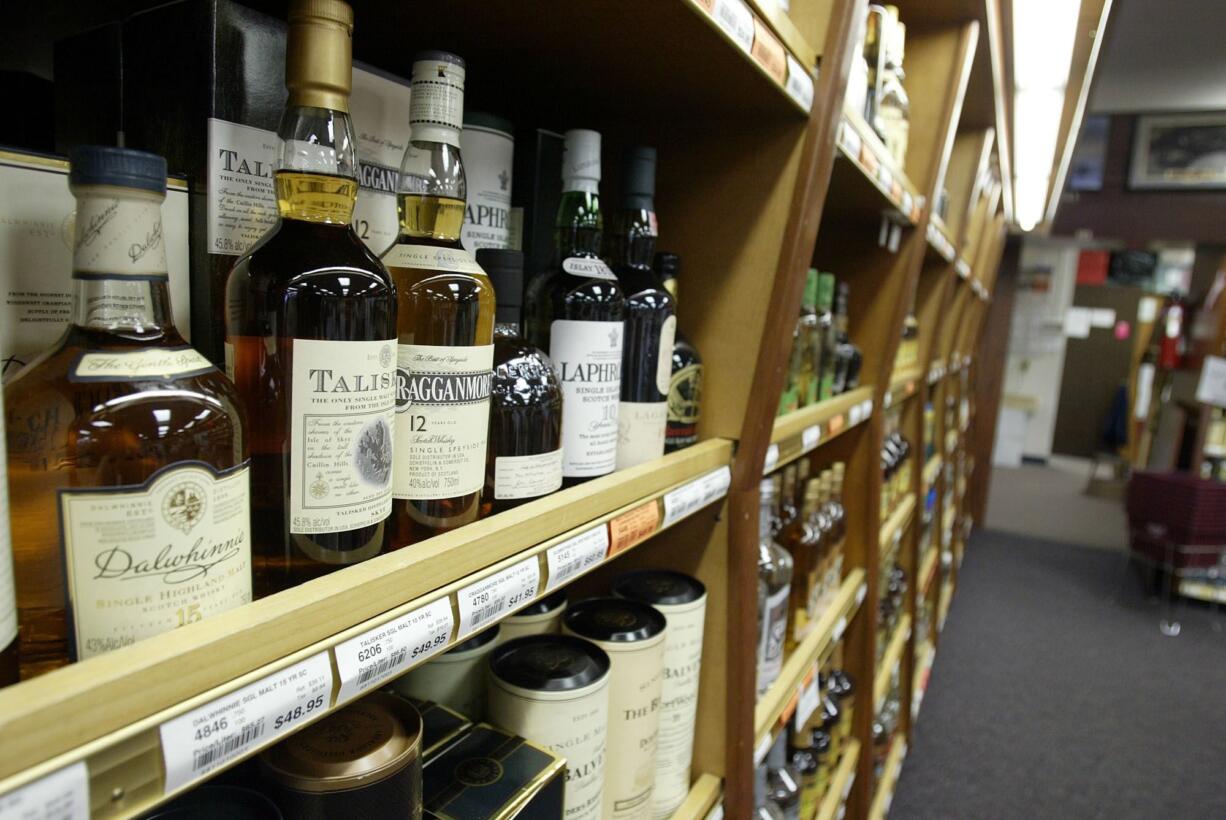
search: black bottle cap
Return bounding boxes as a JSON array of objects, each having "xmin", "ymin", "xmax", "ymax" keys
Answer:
[
  {"xmin": 831, "ymin": 670, "xmax": 855, "ymax": 696},
  {"xmin": 489, "ymin": 635, "xmax": 610, "ymax": 692},
  {"xmin": 510, "ymin": 588, "xmax": 566, "ymax": 618},
  {"xmin": 476, "ymin": 248, "xmax": 524, "ymax": 325},
  {"xmin": 613, "ymin": 569, "xmax": 705, "ymax": 607},
  {"xmin": 621, "ymin": 145, "xmax": 657, "ymax": 210},
  {"xmin": 413, "ymin": 50, "xmax": 465, "ymax": 68},
  {"xmin": 69, "ymin": 145, "xmax": 166, "ymax": 194},
  {"xmin": 653, "ymin": 252, "xmax": 680, "ymax": 278},
  {"xmin": 447, "ymin": 624, "xmax": 500, "ymax": 654},
  {"xmin": 564, "ymin": 597, "xmax": 666, "ymax": 643}
]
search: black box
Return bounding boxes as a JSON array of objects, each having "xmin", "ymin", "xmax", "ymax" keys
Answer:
[{"xmin": 424, "ymin": 724, "xmax": 565, "ymax": 820}]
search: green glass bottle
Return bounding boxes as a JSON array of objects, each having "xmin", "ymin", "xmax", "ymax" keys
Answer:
[{"xmin": 816, "ymin": 273, "xmax": 838, "ymax": 400}]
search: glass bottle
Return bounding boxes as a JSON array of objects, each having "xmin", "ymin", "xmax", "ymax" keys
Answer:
[
  {"xmin": 779, "ymin": 322, "xmax": 803, "ymax": 416},
  {"xmin": 832, "ymin": 282, "xmax": 861, "ymax": 394},
  {"xmin": 816, "ymin": 273, "xmax": 838, "ymax": 400},
  {"xmin": 656, "ymin": 253, "xmax": 703, "ymax": 453},
  {"xmin": 797, "ymin": 269, "xmax": 821, "ymax": 407},
  {"xmin": 525, "ymin": 130, "xmax": 625, "ymax": 485},
  {"xmin": 827, "ymin": 465, "xmax": 848, "ymax": 593},
  {"xmin": 7, "ymin": 146, "xmax": 250, "ymax": 676},
  {"xmin": 757, "ymin": 478, "xmax": 794, "ymax": 695},
  {"xmin": 782, "ymin": 479, "xmax": 824, "ymax": 645},
  {"xmin": 383, "ymin": 51, "xmax": 495, "ymax": 547},
  {"xmin": 478, "ymin": 249, "xmax": 563, "ymax": 516},
  {"xmin": 863, "ymin": 5, "xmax": 888, "ymax": 125},
  {"xmin": 770, "ymin": 474, "xmax": 786, "ymax": 538},
  {"xmin": 876, "ymin": 8, "xmax": 910, "ymax": 165},
  {"xmin": 607, "ymin": 146, "xmax": 675, "ymax": 468},
  {"xmin": 225, "ymin": 0, "xmax": 396, "ymax": 597},
  {"xmin": 780, "ymin": 465, "xmax": 800, "ymax": 528}
]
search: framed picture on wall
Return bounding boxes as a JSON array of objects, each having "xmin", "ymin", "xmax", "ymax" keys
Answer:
[
  {"xmin": 1069, "ymin": 115, "xmax": 1109, "ymax": 191},
  {"xmin": 1129, "ymin": 113, "xmax": 1226, "ymax": 189}
]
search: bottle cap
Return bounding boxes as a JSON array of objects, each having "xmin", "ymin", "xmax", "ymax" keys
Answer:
[
  {"xmin": 476, "ymin": 249, "xmax": 524, "ymax": 324},
  {"xmin": 621, "ymin": 145, "xmax": 657, "ymax": 210},
  {"xmin": 613, "ymin": 569, "xmax": 706, "ymax": 607},
  {"xmin": 489, "ymin": 635, "xmax": 610, "ymax": 692},
  {"xmin": 803, "ymin": 268, "xmax": 819, "ymax": 308},
  {"xmin": 562, "ymin": 129, "xmax": 601, "ymax": 188},
  {"xmin": 410, "ymin": 51, "xmax": 466, "ymax": 146},
  {"xmin": 286, "ymin": 0, "xmax": 353, "ymax": 112},
  {"xmin": 69, "ymin": 145, "xmax": 166, "ymax": 194},
  {"xmin": 563, "ymin": 598, "xmax": 666, "ymax": 643}
]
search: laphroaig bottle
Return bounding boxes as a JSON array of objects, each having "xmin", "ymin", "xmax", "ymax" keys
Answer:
[
  {"xmin": 525, "ymin": 130, "xmax": 625, "ymax": 485},
  {"xmin": 225, "ymin": 0, "xmax": 396, "ymax": 597},
  {"xmin": 7, "ymin": 146, "xmax": 250, "ymax": 676},
  {"xmin": 757, "ymin": 479, "xmax": 793, "ymax": 695},
  {"xmin": 607, "ymin": 147, "xmax": 674, "ymax": 468},
  {"xmin": 655, "ymin": 253, "xmax": 702, "ymax": 453},
  {"xmin": 383, "ymin": 51, "xmax": 495, "ymax": 547}
]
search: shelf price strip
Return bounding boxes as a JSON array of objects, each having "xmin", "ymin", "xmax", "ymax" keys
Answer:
[
  {"xmin": 793, "ymin": 664, "xmax": 821, "ymax": 732},
  {"xmin": 763, "ymin": 442, "xmax": 780, "ymax": 474},
  {"xmin": 545, "ymin": 525, "xmax": 611, "ymax": 592},
  {"xmin": 785, "ymin": 55, "xmax": 815, "ymax": 111},
  {"xmin": 0, "ymin": 761, "xmax": 88, "ymax": 820},
  {"xmin": 160, "ymin": 652, "xmax": 333, "ymax": 793},
  {"xmin": 663, "ymin": 466, "xmax": 732, "ymax": 527},
  {"xmin": 801, "ymin": 424, "xmax": 821, "ymax": 453},
  {"xmin": 456, "ymin": 557, "xmax": 541, "ymax": 640},
  {"xmin": 609, "ymin": 501, "xmax": 662, "ymax": 556},
  {"xmin": 334, "ymin": 597, "xmax": 454, "ymax": 704},
  {"xmin": 709, "ymin": 0, "xmax": 754, "ymax": 53}
]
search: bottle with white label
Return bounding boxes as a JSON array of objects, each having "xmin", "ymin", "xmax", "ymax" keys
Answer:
[
  {"xmin": 606, "ymin": 146, "xmax": 675, "ymax": 469},
  {"xmin": 4, "ymin": 145, "xmax": 251, "ymax": 677},
  {"xmin": 460, "ymin": 111, "xmax": 515, "ymax": 252},
  {"xmin": 383, "ymin": 50, "xmax": 495, "ymax": 548},
  {"xmin": 224, "ymin": 0, "xmax": 397, "ymax": 596},
  {"xmin": 478, "ymin": 249, "xmax": 563, "ymax": 517},
  {"xmin": 757, "ymin": 478, "xmax": 793, "ymax": 695},
  {"xmin": 524, "ymin": 129, "xmax": 625, "ymax": 485}
]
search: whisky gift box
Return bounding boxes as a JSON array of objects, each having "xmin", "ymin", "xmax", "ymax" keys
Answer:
[
  {"xmin": 509, "ymin": 128, "xmax": 564, "ymax": 277},
  {"xmin": 390, "ymin": 625, "xmax": 501, "ymax": 721},
  {"xmin": 0, "ymin": 149, "xmax": 191, "ymax": 380},
  {"xmin": 423, "ymin": 724, "xmax": 565, "ymax": 820}
]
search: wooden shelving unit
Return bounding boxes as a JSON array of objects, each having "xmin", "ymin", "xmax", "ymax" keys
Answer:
[
  {"xmin": 868, "ymin": 737, "xmax": 908, "ymax": 820},
  {"xmin": 873, "ymin": 615, "xmax": 912, "ymax": 713},
  {"xmin": 816, "ymin": 738, "xmax": 863, "ymax": 820},
  {"xmin": 768, "ymin": 385, "xmax": 876, "ymax": 473},
  {"xmin": 670, "ymin": 773, "xmax": 724, "ymax": 820}
]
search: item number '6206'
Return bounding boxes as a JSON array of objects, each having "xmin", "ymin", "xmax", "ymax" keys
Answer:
[{"xmin": 273, "ymin": 695, "xmax": 326, "ymax": 731}]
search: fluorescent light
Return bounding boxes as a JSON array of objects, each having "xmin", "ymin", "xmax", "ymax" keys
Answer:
[{"xmin": 1012, "ymin": 1, "xmax": 1081, "ymax": 90}]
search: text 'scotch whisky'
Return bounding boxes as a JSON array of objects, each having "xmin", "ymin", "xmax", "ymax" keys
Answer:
[
  {"xmin": 5, "ymin": 146, "xmax": 251, "ymax": 677},
  {"xmin": 224, "ymin": 0, "xmax": 397, "ymax": 596}
]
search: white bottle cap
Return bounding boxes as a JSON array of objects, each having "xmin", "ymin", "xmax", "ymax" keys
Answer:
[
  {"xmin": 409, "ymin": 51, "xmax": 466, "ymax": 147},
  {"xmin": 562, "ymin": 129, "xmax": 601, "ymax": 193}
]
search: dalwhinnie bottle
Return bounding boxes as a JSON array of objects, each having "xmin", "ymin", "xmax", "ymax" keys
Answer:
[
  {"xmin": 382, "ymin": 51, "xmax": 494, "ymax": 547},
  {"xmin": 5, "ymin": 146, "xmax": 250, "ymax": 677},
  {"xmin": 525, "ymin": 129, "xmax": 625, "ymax": 485},
  {"xmin": 225, "ymin": 0, "xmax": 397, "ymax": 597}
]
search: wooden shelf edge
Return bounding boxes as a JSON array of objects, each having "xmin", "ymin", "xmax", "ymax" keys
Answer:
[
  {"xmin": 911, "ymin": 643, "xmax": 935, "ymax": 721},
  {"xmin": 878, "ymin": 494, "xmax": 916, "ymax": 554},
  {"xmin": 767, "ymin": 385, "xmax": 875, "ymax": 472},
  {"xmin": 868, "ymin": 735, "xmax": 908, "ymax": 820},
  {"xmin": 669, "ymin": 773, "xmax": 723, "ymax": 820},
  {"xmin": 884, "ymin": 366, "xmax": 923, "ymax": 409},
  {"xmin": 835, "ymin": 109, "xmax": 924, "ymax": 224},
  {"xmin": 753, "ymin": 570, "xmax": 868, "ymax": 740},
  {"xmin": 918, "ymin": 547, "xmax": 940, "ymax": 598},
  {"xmin": 815, "ymin": 737, "xmax": 862, "ymax": 820},
  {"xmin": 744, "ymin": 0, "xmax": 819, "ymax": 68},
  {"xmin": 873, "ymin": 614, "xmax": 912, "ymax": 713},
  {"xmin": 922, "ymin": 455, "xmax": 942, "ymax": 490}
]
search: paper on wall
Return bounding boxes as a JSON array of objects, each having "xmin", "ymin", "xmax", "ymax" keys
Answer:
[{"xmin": 1063, "ymin": 308, "xmax": 1092, "ymax": 339}]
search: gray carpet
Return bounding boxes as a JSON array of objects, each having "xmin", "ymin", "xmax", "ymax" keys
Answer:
[
  {"xmin": 985, "ymin": 457, "xmax": 1129, "ymax": 552},
  {"xmin": 891, "ymin": 529, "xmax": 1226, "ymax": 819}
]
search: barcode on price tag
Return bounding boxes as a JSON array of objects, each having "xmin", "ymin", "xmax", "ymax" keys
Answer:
[
  {"xmin": 699, "ymin": 465, "xmax": 732, "ymax": 506},
  {"xmin": 0, "ymin": 762, "xmax": 88, "ymax": 820},
  {"xmin": 662, "ymin": 480, "xmax": 705, "ymax": 528},
  {"xmin": 802, "ymin": 425, "xmax": 821, "ymax": 452},
  {"xmin": 712, "ymin": 0, "xmax": 754, "ymax": 52},
  {"xmin": 763, "ymin": 443, "xmax": 780, "ymax": 474},
  {"xmin": 545, "ymin": 526, "xmax": 609, "ymax": 592},
  {"xmin": 160, "ymin": 652, "xmax": 333, "ymax": 792},
  {"xmin": 334, "ymin": 597, "xmax": 454, "ymax": 704},
  {"xmin": 456, "ymin": 557, "xmax": 540, "ymax": 639}
]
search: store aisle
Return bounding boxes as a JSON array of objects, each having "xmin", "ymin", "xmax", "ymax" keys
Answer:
[
  {"xmin": 984, "ymin": 456, "xmax": 1128, "ymax": 551},
  {"xmin": 891, "ymin": 529, "xmax": 1226, "ymax": 819}
]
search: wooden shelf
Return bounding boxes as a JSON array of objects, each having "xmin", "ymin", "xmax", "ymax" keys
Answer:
[
  {"xmin": 927, "ymin": 361, "xmax": 948, "ymax": 385},
  {"xmin": 868, "ymin": 735, "xmax": 908, "ymax": 820},
  {"xmin": 874, "ymin": 614, "xmax": 912, "ymax": 713},
  {"xmin": 879, "ymin": 493, "xmax": 917, "ymax": 556},
  {"xmin": 832, "ymin": 109, "xmax": 924, "ymax": 225},
  {"xmin": 815, "ymin": 738, "xmax": 862, "ymax": 820},
  {"xmin": 669, "ymin": 773, "xmax": 723, "ymax": 820},
  {"xmin": 766, "ymin": 385, "xmax": 875, "ymax": 473},
  {"xmin": 938, "ymin": 579, "xmax": 955, "ymax": 632},
  {"xmin": 925, "ymin": 217, "xmax": 957, "ymax": 263},
  {"xmin": 754, "ymin": 570, "xmax": 867, "ymax": 742},
  {"xmin": 918, "ymin": 546, "xmax": 940, "ymax": 598},
  {"xmin": 922, "ymin": 455, "xmax": 942, "ymax": 490},
  {"xmin": 884, "ymin": 366, "xmax": 923, "ymax": 409},
  {"xmin": 0, "ymin": 441, "xmax": 733, "ymax": 817},
  {"xmin": 910, "ymin": 643, "xmax": 935, "ymax": 721}
]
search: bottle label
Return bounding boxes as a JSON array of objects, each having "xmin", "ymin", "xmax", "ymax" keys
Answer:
[
  {"xmin": 58, "ymin": 462, "xmax": 252, "ymax": 660},
  {"xmin": 394, "ymin": 343, "xmax": 494, "ymax": 500},
  {"xmin": 550, "ymin": 319, "xmax": 623, "ymax": 477},
  {"xmin": 223, "ymin": 341, "xmax": 235, "ymax": 381},
  {"xmin": 381, "ymin": 243, "xmax": 485, "ymax": 274},
  {"xmin": 461, "ymin": 124, "xmax": 514, "ymax": 251},
  {"xmin": 73, "ymin": 196, "xmax": 168, "ymax": 277},
  {"xmin": 651, "ymin": 597, "xmax": 707, "ymax": 816},
  {"xmin": 562, "ymin": 257, "xmax": 618, "ymax": 281},
  {"xmin": 205, "ymin": 118, "xmax": 278, "ymax": 256},
  {"xmin": 69, "ymin": 347, "xmax": 215, "ymax": 381},
  {"xmin": 494, "ymin": 448, "xmax": 564, "ymax": 500},
  {"xmin": 0, "ymin": 394, "xmax": 15, "ymax": 650},
  {"xmin": 409, "ymin": 57, "xmax": 465, "ymax": 147},
  {"xmin": 615, "ymin": 401, "xmax": 668, "ymax": 470},
  {"xmin": 290, "ymin": 338, "xmax": 396, "ymax": 534},
  {"xmin": 667, "ymin": 363, "xmax": 702, "ymax": 444},
  {"xmin": 351, "ymin": 66, "xmax": 412, "ymax": 255},
  {"xmin": 758, "ymin": 585, "xmax": 790, "ymax": 693},
  {"xmin": 656, "ymin": 315, "xmax": 677, "ymax": 395}
]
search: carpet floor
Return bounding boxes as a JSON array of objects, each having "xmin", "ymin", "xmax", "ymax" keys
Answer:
[{"xmin": 890, "ymin": 528, "xmax": 1226, "ymax": 819}]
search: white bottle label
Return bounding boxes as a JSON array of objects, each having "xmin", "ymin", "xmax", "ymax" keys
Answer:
[
  {"xmin": 651, "ymin": 597, "xmax": 707, "ymax": 818},
  {"xmin": 0, "ymin": 391, "xmax": 14, "ymax": 651},
  {"xmin": 409, "ymin": 57, "xmax": 465, "ymax": 147},
  {"xmin": 461, "ymin": 124, "xmax": 514, "ymax": 251},
  {"xmin": 757, "ymin": 585, "xmax": 790, "ymax": 694},
  {"xmin": 351, "ymin": 66, "xmax": 412, "ymax": 255},
  {"xmin": 382, "ymin": 243, "xmax": 485, "ymax": 274},
  {"xmin": 594, "ymin": 639, "xmax": 666, "ymax": 820},
  {"xmin": 205, "ymin": 118, "xmax": 278, "ymax": 256},
  {"xmin": 656, "ymin": 315, "xmax": 677, "ymax": 395},
  {"xmin": 289, "ymin": 338, "xmax": 396, "ymax": 534},
  {"xmin": 616, "ymin": 401, "xmax": 668, "ymax": 470},
  {"xmin": 393, "ymin": 343, "xmax": 494, "ymax": 500},
  {"xmin": 59, "ymin": 462, "xmax": 252, "ymax": 660},
  {"xmin": 495, "ymin": 448, "xmax": 563, "ymax": 500},
  {"xmin": 70, "ymin": 347, "xmax": 214, "ymax": 381},
  {"xmin": 551, "ymin": 320, "xmax": 623, "ymax": 477},
  {"xmin": 562, "ymin": 257, "xmax": 619, "ymax": 281},
  {"xmin": 73, "ymin": 196, "xmax": 168, "ymax": 277}
]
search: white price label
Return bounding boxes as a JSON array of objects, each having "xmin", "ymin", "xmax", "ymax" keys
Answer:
[
  {"xmin": 334, "ymin": 597, "xmax": 454, "ymax": 704},
  {"xmin": 862, "ymin": 400, "xmax": 874, "ymax": 419},
  {"xmin": 832, "ymin": 615, "xmax": 848, "ymax": 643},
  {"xmin": 457, "ymin": 557, "xmax": 541, "ymax": 638},
  {"xmin": 902, "ymin": 191, "xmax": 914, "ymax": 216},
  {"xmin": 883, "ymin": 390, "xmax": 893, "ymax": 408},
  {"xmin": 753, "ymin": 733, "xmax": 772, "ymax": 766},
  {"xmin": 785, "ymin": 55, "xmax": 815, "ymax": 110},
  {"xmin": 836, "ymin": 806, "xmax": 846, "ymax": 820},
  {"xmin": 763, "ymin": 443, "xmax": 780, "ymax": 474},
  {"xmin": 956, "ymin": 259, "xmax": 971, "ymax": 278},
  {"xmin": 545, "ymin": 526, "xmax": 609, "ymax": 592},
  {"xmin": 699, "ymin": 465, "xmax": 733, "ymax": 506},
  {"xmin": 802, "ymin": 424, "xmax": 821, "ymax": 452},
  {"xmin": 712, "ymin": 0, "xmax": 755, "ymax": 52},
  {"xmin": 878, "ymin": 166, "xmax": 894, "ymax": 191},
  {"xmin": 855, "ymin": 583, "xmax": 867, "ymax": 607},
  {"xmin": 705, "ymin": 803, "xmax": 725, "ymax": 820},
  {"xmin": 794, "ymin": 669, "xmax": 820, "ymax": 731},
  {"xmin": 848, "ymin": 404, "xmax": 863, "ymax": 425},
  {"xmin": 160, "ymin": 652, "xmax": 333, "ymax": 793},
  {"xmin": 843, "ymin": 771, "xmax": 856, "ymax": 799},
  {"xmin": 663, "ymin": 480, "xmax": 706, "ymax": 528},
  {"xmin": 0, "ymin": 762, "xmax": 88, "ymax": 820}
]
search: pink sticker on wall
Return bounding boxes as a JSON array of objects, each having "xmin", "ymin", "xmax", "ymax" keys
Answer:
[{"xmin": 1115, "ymin": 320, "xmax": 1131, "ymax": 340}]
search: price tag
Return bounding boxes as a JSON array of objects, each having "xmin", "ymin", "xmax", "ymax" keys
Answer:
[
  {"xmin": 836, "ymin": 806, "xmax": 846, "ymax": 820},
  {"xmin": 161, "ymin": 652, "xmax": 333, "ymax": 793},
  {"xmin": 663, "ymin": 480, "xmax": 706, "ymax": 528},
  {"xmin": 855, "ymin": 583, "xmax": 867, "ymax": 607},
  {"xmin": 609, "ymin": 501, "xmax": 661, "ymax": 556},
  {"xmin": 882, "ymin": 390, "xmax": 892, "ymax": 409},
  {"xmin": 903, "ymin": 192, "xmax": 915, "ymax": 217},
  {"xmin": 794, "ymin": 666, "xmax": 820, "ymax": 731},
  {"xmin": 828, "ymin": 414, "xmax": 845, "ymax": 435},
  {"xmin": 956, "ymin": 259, "xmax": 971, "ymax": 278},
  {"xmin": 785, "ymin": 54, "xmax": 815, "ymax": 110},
  {"xmin": 877, "ymin": 165, "xmax": 893, "ymax": 192},
  {"xmin": 753, "ymin": 733, "xmax": 772, "ymax": 766},
  {"xmin": 839, "ymin": 121, "xmax": 862, "ymax": 157},
  {"xmin": 780, "ymin": 688, "xmax": 800, "ymax": 726},
  {"xmin": 712, "ymin": 0, "xmax": 755, "ymax": 52},
  {"xmin": 545, "ymin": 526, "xmax": 609, "ymax": 592},
  {"xmin": 831, "ymin": 615, "xmax": 848, "ymax": 643},
  {"xmin": 890, "ymin": 181, "xmax": 903, "ymax": 203},
  {"xmin": 842, "ymin": 771, "xmax": 856, "ymax": 799},
  {"xmin": 457, "ymin": 557, "xmax": 541, "ymax": 639},
  {"xmin": 698, "ymin": 465, "xmax": 733, "ymax": 506},
  {"xmin": 334, "ymin": 597, "xmax": 454, "ymax": 704},
  {"xmin": 848, "ymin": 404, "xmax": 862, "ymax": 425},
  {"xmin": 859, "ymin": 143, "xmax": 879, "ymax": 175},
  {"xmin": 0, "ymin": 762, "xmax": 88, "ymax": 820},
  {"xmin": 751, "ymin": 18, "xmax": 787, "ymax": 83},
  {"xmin": 763, "ymin": 443, "xmax": 780, "ymax": 474},
  {"xmin": 802, "ymin": 424, "xmax": 821, "ymax": 452},
  {"xmin": 862, "ymin": 399, "xmax": 874, "ymax": 419}
]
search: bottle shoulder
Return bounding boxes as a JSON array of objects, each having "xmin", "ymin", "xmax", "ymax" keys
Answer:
[
  {"xmin": 228, "ymin": 219, "xmax": 395, "ymax": 292},
  {"xmin": 529, "ymin": 268, "xmax": 625, "ymax": 308}
]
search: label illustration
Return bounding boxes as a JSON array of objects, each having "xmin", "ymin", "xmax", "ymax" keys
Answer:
[
  {"xmin": 550, "ymin": 320, "xmax": 623, "ymax": 478},
  {"xmin": 666, "ymin": 364, "xmax": 702, "ymax": 449}
]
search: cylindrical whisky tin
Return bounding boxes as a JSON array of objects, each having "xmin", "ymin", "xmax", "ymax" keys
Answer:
[
  {"xmin": 501, "ymin": 589, "xmax": 567, "ymax": 641},
  {"xmin": 563, "ymin": 598, "xmax": 667, "ymax": 820},
  {"xmin": 487, "ymin": 635, "xmax": 611, "ymax": 820},
  {"xmin": 460, "ymin": 111, "xmax": 514, "ymax": 252},
  {"xmin": 612, "ymin": 570, "xmax": 707, "ymax": 819},
  {"xmin": 258, "ymin": 693, "xmax": 422, "ymax": 820},
  {"xmin": 145, "ymin": 785, "xmax": 283, "ymax": 819},
  {"xmin": 390, "ymin": 625, "xmax": 499, "ymax": 720}
]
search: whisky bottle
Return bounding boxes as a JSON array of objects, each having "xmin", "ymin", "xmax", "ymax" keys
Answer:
[
  {"xmin": 382, "ymin": 51, "xmax": 495, "ymax": 546},
  {"xmin": 0, "ymin": 389, "xmax": 16, "ymax": 687},
  {"xmin": 225, "ymin": 0, "xmax": 396, "ymax": 597},
  {"xmin": 779, "ymin": 321, "xmax": 802, "ymax": 415},
  {"xmin": 816, "ymin": 273, "xmax": 838, "ymax": 400},
  {"xmin": 6, "ymin": 146, "xmax": 250, "ymax": 675},
  {"xmin": 525, "ymin": 130, "xmax": 625, "ymax": 484},
  {"xmin": 780, "ymin": 479, "xmax": 822, "ymax": 646},
  {"xmin": 478, "ymin": 249, "xmax": 562, "ymax": 516},
  {"xmin": 833, "ymin": 282, "xmax": 863, "ymax": 392},
  {"xmin": 607, "ymin": 147, "xmax": 675, "ymax": 469},
  {"xmin": 757, "ymin": 478, "xmax": 793, "ymax": 695},
  {"xmin": 655, "ymin": 253, "xmax": 703, "ymax": 453}
]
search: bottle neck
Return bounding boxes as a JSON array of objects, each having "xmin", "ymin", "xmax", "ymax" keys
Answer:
[
  {"xmin": 397, "ymin": 139, "xmax": 466, "ymax": 243},
  {"xmin": 759, "ymin": 492, "xmax": 776, "ymax": 538},
  {"xmin": 555, "ymin": 188, "xmax": 603, "ymax": 259},
  {"xmin": 607, "ymin": 207, "xmax": 658, "ymax": 270},
  {"xmin": 494, "ymin": 321, "xmax": 520, "ymax": 339},
  {"xmin": 276, "ymin": 104, "xmax": 359, "ymax": 225}
]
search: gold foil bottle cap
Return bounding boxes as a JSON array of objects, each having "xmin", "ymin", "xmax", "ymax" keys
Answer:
[{"xmin": 286, "ymin": 0, "xmax": 354, "ymax": 112}]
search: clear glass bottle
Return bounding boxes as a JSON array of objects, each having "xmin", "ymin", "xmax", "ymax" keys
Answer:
[
  {"xmin": 8, "ymin": 146, "xmax": 250, "ymax": 676},
  {"xmin": 225, "ymin": 0, "xmax": 396, "ymax": 597},
  {"xmin": 655, "ymin": 253, "xmax": 702, "ymax": 453},
  {"xmin": 832, "ymin": 282, "xmax": 862, "ymax": 394},
  {"xmin": 382, "ymin": 51, "xmax": 495, "ymax": 547},
  {"xmin": 757, "ymin": 478, "xmax": 794, "ymax": 695},
  {"xmin": 876, "ymin": 8, "xmax": 910, "ymax": 165},
  {"xmin": 781, "ymin": 479, "xmax": 823, "ymax": 645}
]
